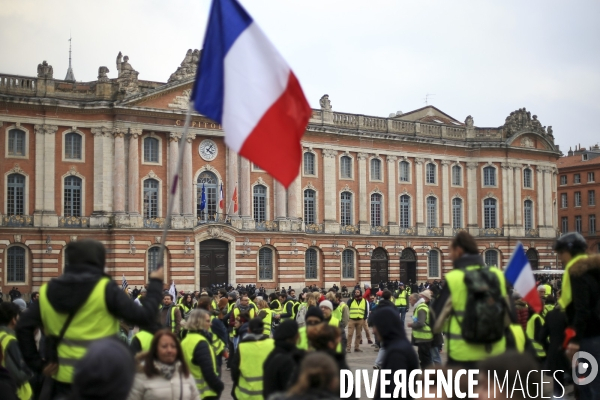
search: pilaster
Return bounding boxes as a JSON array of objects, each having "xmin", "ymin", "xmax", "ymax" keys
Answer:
[
  {"xmin": 466, "ymin": 162, "xmax": 479, "ymax": 235},
  {"xmin": 536, "ymin": 167, "xmax": 544, "ymax": 231},
  {"xmin": 169, "ymin": 132, "xmax": 184, "ymax": 229},
  {"xmin": 287, "ymin": 169, "xmax": 301, "ymax": 221},
  {"xmin": 322, "ymin": 149, "xmax": 338, "ymax": 233},
  {"xmin": 358, "ymin": 152, "xmax": 369, "ymax": 232},
  {"xmin": 113, "ymin": 128, "xmax": 126, "ymax": 214},
  {"xmin": 182, "ymin": 132, "xmax": 195, "ymax": 228},
  {"xmin": 441, "ymin": 160, "xmax": 451, "ymax": 231},
  {"xmin": 238, "ymin": 156, "xmax": 253, "ymax": 229},
  {"xmin": 227, "ymin": 147, "xmax": 239, "ymax": 218},
  {"xmin": 127, "ymin": 128, "xmax": 142, "ymax": 228},
  {"xmin": 513, "ymin": 164, "xmax": 522, "ymax": 226},
  {"xmin": 543, "ymin": 166, "xmax": 554, "ymax": 229},
  {"xmin": 33, "ymin": 124, "xmax": 58, "ymax": 227},
  {"xmin": 501, "ymin": 163, "xmax": 510, "ymax": 228},
  {"xmin": 415, "ymin": 158, "xmax": 425, "ymax": 234},
  {"xmin": 507, "ymin": 164, "xmax": 515, "ymax": 226},
  {"xmin": 386, "ymin": 156, "xmax": 398, "ymax": 233}
]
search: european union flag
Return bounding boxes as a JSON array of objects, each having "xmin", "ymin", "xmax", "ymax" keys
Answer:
[{"xmin": 200, "ymin": 183, "xmax": 206, "ymax": 212}]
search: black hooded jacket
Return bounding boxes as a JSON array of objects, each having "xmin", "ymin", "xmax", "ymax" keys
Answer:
[
  {"xmin": 16, "ymin": 255, "xmax": 163, "ymax": 373},
  {"xmin": 263, "ymin": 340, "xmax": 305, "ymax": 398},
  {"xmin": 370, "ymin": 307, "xmax": 419, "ymax": 400}
]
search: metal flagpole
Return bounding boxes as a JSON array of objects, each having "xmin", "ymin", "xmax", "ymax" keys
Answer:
[{"xmin": 157, "ymin": 102, "xmax": 194, "ymax": 268}]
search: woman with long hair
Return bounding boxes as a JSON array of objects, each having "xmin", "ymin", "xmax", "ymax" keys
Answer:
[
  {"xmin": 180, "ymin": 310, "xmax": 223, "ymax": 400},
  {"xmin": 179, "ymin": 294, "xmax": 194, "ymax": 320},
  {"xmin": 127, "ymin": 330, "xmax": 199, "ymax": 400}
]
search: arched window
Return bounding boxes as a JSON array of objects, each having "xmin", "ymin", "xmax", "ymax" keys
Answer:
[
  {"xmin": 371, "ymin": 193, "xmax": 382, "ymax": 227},
  {"xmin": 65, "ymin": 132, "xmax": 82, "ymax": 160},
  {"xmin": 426, "ymin": 163, "xmax": 436, "ymax": 184},
  {"xmin": 305, "ymin": 248, "xmax": 317, "ymax": 279},
  {"xmin": 342, "ymin": 249, "xmax": 354, "ymax": 279},
  {"xmin": 428, "ymin": 249, "xmax": 440, "ymax": 278},
  {"xmin": 259, "ymin": 247, "xmax": 273, "ymax": 280},
  {"xmin": 143, "ymin": 137, "xmax": 159, "ymax": 163},
  {"xmin": 7, "ymin": 246, "xmax": 26, "ymax": 283},
  {"xmin": 452, "ymin": 165, "xmax": 462, "ymax": 186},
  {"xmin": 340, "ymin": 192, "xmax": 352, "ymax": 226},
  {"xmin": 304, "ymin": 189, "xmax": 316, "ymax": 225},
  {"xmin": 399, "ymin": 195, "xmax": 411, "ymax": 228},
  {"xmin": 484, "ymin": 198, "xmax": 497, "ymax": 229},
  {"xmin": 452, "ymin": 198, "xmax": 463, "ymax": 229},
  {"xmin": 484, "ymin": 250, "xmax": 499, "ymax": 267},
  {"xmin": 426, "ymin": 196, "xmax": 437, "ymax": 228},
  {"xmin": 64, "ymin": 176, "xmax": 82, "ymax": 217},
  {"xmin": 253, "ymin": 185, "xmax": 267, "ymax": 223},
  {"xmin": 197, "ymin": 171, "xmax": 218, "ymax": 218},
  {"xmin": 399, "ymin": 161, "xmax": 410, "ymax": 182},
  {"xmin": 148, "ymin": 247, "xmax": 160, "ymax": 273},
  {"xmin": 304, "ymin": 152, "xmax": 315, "ymax": 175},
  {"xmin": 7, "ymin": 174, "xmax": 25, "ymax": 216},
  {"xmin": 8, "ymin": 129, "xmax": 25, "ymax": 156},
  {"xmin": 524, "ymin": 200, "xmax": 533, "ymax": 230},
  {"xmin": 371, "ymin": 159, "xmax": 381, "ymax": 180},
  {"xmin": 526, "ymin": 248, "xmax": 539, "ymax": 270},
  {"xmin": 483, "ymin": 166, "xmax": 496, "ymax": 186},
  {"xmin": 340, "ymin": 156, "xmax": 352, "ymax": 179},
  {"xmin": 143, "ymin": 179, "xmax": 159, "ymax": 219},
  {"xmin": 523, "ymin": 168, "xmax": 533, "ymax": 188}
]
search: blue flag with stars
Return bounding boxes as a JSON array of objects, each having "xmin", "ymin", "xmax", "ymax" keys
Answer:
[{"xmin": 200, "ymin": 183, "xmax": 206, "ymax": 211}]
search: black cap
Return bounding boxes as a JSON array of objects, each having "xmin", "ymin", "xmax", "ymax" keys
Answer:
[{"xmin": 553, "ymin": 232, "xmax": 588, "ymax": 253}]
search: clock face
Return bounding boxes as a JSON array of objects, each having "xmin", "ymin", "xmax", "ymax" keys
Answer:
[{"xmin": 199, "ymin": 139, "xmax": 218, "ymax": 161}]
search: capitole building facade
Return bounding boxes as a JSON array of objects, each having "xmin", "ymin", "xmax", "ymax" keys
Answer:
[{"xmin": 0, "ymin": 50, "xmax": 562, "ymax": 294}]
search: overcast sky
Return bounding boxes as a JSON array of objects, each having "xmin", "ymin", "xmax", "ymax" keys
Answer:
[{"xmin": 1, "ymin": 0, "xmax": 599, "ymax": 153}]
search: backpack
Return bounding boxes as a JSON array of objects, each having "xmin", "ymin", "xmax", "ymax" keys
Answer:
[{"xmin": 460, "ymin": 267, "xmax": 506, "ymax": 344}]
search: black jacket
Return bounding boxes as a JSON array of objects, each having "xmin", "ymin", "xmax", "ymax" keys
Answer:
[
  {"xmin": 268, "ymin": 389, "xmax": 339, "ymax": 400},
  {"xmin": 189, "ymin": 331, "xmax": 224, "ymax": 395},
  {"xmin": 0, "ymin": 367, "xmax": 18, "ymax": 400},
  {"xmin": 16, "ymin": 263, "xmax": 163, "ymax": 373},
  {"xmin": 538, "ymin": 307, "xmax": 569, "ymax": 371},
  {"xmin": 567, "ymin": 256, "xmax": 600, "ymax": 341},
  {"xmin": 263, "ymin": 340, "xmax": 305, "ymax": 398},
  {"xmin": 371, "ymin": 307, "xmax": 419, "ymax": 400}
]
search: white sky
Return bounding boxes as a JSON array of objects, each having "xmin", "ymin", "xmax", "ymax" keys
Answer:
[{"xmin": 1, "ymin": 0, "xmax": 599, "ymax": 154}]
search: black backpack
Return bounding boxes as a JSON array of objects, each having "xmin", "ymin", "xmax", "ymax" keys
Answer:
[{"xmin": 460, "ymin": 267, "xmax": 506, "ymax": 345}]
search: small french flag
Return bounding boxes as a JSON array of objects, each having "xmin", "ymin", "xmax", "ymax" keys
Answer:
[
  {"xmin": 193, "ymin": 0, "xmax": 311, "ymax": 188},
  {"xmin": 219, "ymin": 183, "xmax": 224, "ymax": 210},
  {"xmin": 504, "ymin": 242, "xmax": 542, "ymax": 313}
]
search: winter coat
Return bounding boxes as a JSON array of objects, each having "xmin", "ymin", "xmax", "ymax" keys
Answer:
[
  {"xmin": 371, "ymin": 307, "xmax": 419, "ymax": 400},
  {"xmin": 567, "ymin": 255, "xmax": 600, "ymax": 341},
  {"xmin": 263, "ymin": 340, "xmax": 305, "ymax": 398},
  {"xmin": 538, "ymin": 307, "xmax": 569, "ymax": 372},
  {"xmin": 0, "ymin": 366, "xmax": 18, "ymax": 400},
  {"xmin": 126, "ymin": 364, "xmax": 199, "ymax": 400}
]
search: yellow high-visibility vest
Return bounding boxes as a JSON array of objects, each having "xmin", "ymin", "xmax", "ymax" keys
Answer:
[
  {"xmin": 526, "ymin": 314, "xmax": 546, "ymax": 359},
  {"xmin": 181, "ymin": 332, "xmax": 218, "ymax": 398},
  {"xmin": 234, "ymin": 338, "xmax": 275, "ymax": 400},
  {"xmin": 412, "ymin": 303, "xmax": 433, "ymax": 340},
  {"xmin": 133, "ymin": 330, "xmax": 154, "ymax": 353},
  {"xmin": 559, "ymin": 254, "xmax": 588, "ymax": 310},
  {"xmin": 349, "ymin": 299, "xmax": 367, "ymax": 319},
  {"xmin": 209, "ymin": 316, "xmax": 226, "ymax": 355},
  {"xmin": 394, "ymin": 290, "xmax": 407, "ymax": 307},
  {"xmin": 261, "ymin": 309, "xmax": 273, "ymax": 336},
  {"xmin": 0, "ymin": 331, "xmax": 33, "ymax": 400},
  {"xmin": 508, "ymin": 324, "xmax": 526, "ymax": 354}
]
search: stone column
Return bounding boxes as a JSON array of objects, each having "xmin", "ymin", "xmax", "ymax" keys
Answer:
[
  {"xmin": 182, "ymin": 132, "xmax": 194, "ymax": 227},
  {"xmin": 507, "ymin": 165, "xmax": 515, "ymax": 226},
  {"xmin": 441, "ymin": 160, "xmax": 451, "ymax": 235},
  {"xmin": 33, "ymin": 124, "xmax": 58, "ymax": 227},
  {"xmin": 287, "ymin": 169, "xmax": 301, "ymax": 220},
  {"xmin": 387, "ymin": 156, "xmax": 398, "ymax": 234},
  {"xmin": 415, "ymin": 158, "xmax": 425, "ymax": 233},
  {"xmin": 536, "ymin": 167, "xmax": 544, "ymax": 229},
  {"xmin": 90, "ymin": 126, "xmax": 114, "ymax": 227},
  {"xmin": 274, "ymin": 180, "xmax": 287, "ymax": 220},
  {"xmin": 357, "ymin": 152, "xmax": 369, "ymax": 231},
  {"xmin": 113, "ymin": 128, "xmax": 126, "ymax": 214},
  {"xmin": 466, "ymin": 162, "xmax": 478, "ymax": 233},
  {"xmin": 543, "ymin": 166, "xmax": 553, "ymax": 226},
  {"xmin": 322, "ymin": 149, "xmax": 338, "ymax": 233},
  {"xmin": 168, "ymin": 132, "xmax": 183, "ymax": 228},
  {"xmin": 501, "ymin": 163, "xmax": 510, "ymax": 228},
  {"xmin": 227, "ymin": 147, "xmax": 239, "ymax": 217},
  {"xmin": 239, "ymin": 156, "xmax": 252, "ymax": 228},
  {"xmin": 514, "ymin": 164, "xmax": 522, "ymax": 226},
  {"xmin": 127, "ymin": 129, "xmax": 141, "ymax": 227}
]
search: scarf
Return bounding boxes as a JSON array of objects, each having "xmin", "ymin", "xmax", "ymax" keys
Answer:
[{"xmin": 154, "ymin": 360, "xmax": 179, "ymax": 380}]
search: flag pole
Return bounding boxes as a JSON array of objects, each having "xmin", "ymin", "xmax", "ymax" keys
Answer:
[{"xmin": 157, "ymin": 102, "xmax": 194, "ymax": 269}]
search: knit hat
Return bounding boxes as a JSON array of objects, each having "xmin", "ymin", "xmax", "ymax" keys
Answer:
[
  {"xmin": 12, "ymin": 298, "xmax": 27, "ymax": 312},
  {"xmin": 273, "ymin": 319, "xmax": 299, "ymax": 341},
  {"xmin": 65, "ymin": 239, "xmax": 106, "ymax": 270},
  {"xmin": 319, "ymin": 300, "xmax": 333, "ymax": 311},
  {"xmin": 304, "ymin": 305, "xmax": 324, "ymax": 321}
]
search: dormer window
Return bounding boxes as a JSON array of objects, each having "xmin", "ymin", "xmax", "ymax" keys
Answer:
[{"xmin": 583, "ymin": 154, "xmax": 589, "ymax": 161}]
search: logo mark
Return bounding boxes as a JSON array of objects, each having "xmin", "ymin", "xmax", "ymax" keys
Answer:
[{"xmin": 572, "ymin": 351, "xmax": 598, "ymax": 386}]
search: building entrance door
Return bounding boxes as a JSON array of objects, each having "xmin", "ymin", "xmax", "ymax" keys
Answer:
[
  {"xmin": 199, "ymin": 239, "xmax": 228, "ymax": 288},
  {"xmin": 370, "ymin": 248, "xmax": 389, "ymax": 285},
  {"xmin": 400, "ymin": 248, "xmax": 417, "ymax": 284}
]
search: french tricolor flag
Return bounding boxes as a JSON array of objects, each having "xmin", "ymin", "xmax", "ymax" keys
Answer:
[
  {"xmin": 504, "ymin": 242, "xmax": 543, "ymax": 313},
  {"xmin": 193, "ymin": 0, "xmax": 312, "ymax": 188}
]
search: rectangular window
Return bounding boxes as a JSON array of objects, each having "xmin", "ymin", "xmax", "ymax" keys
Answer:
[
  {"xmin": 560, "ymin": 175, "xmax": 567, "ymax": 185},
  {"xmin": 399, "ymin": 196, "xmax": 410, "ymax": 228},
  {"xmin": 590, "ymin": 190, "xmax": 596, "ymax": 206},
  {"xmin": 426, "ymin": 197, "xmax": 437, "ymax": 228},
  {"xmin": 304, "ymin": 190, "xmax": 315, "ymax": 225},
  {"xmin": 576, "ymin": 216, "xmax": 582, "ymax": 233},
  {"xmin": 370, "ymin": 195, "xmax": 381, "ymax": 227},
  {"xmin": 64, "ymin": 177, "xmax": 82, "ymax": 217},
  {"xmin": 575, "ymin": 192, "xmax": 582, "ymax": 207},
  {"xmin": 305, "ymin": 250, "xmax": 317, "ymax": 279},
  {"xmin": 371, "ymin": 159, "xmax": 381, "ymax": 180},
  {"xmin": 574, "ymin": 174, "xmax": 581, "ymax": 184},
  {"xmin": 7, "ymin": 247, "xmax": 26, "ymax": 282},
  {"xmin": 143, "ymin": 138, "xmax": 159, "ymax": 163},
  {"xmin": 484, "ymin": 167, "xmax": 496, "ymax": 186},
  {"xmin": 259, "ymin": 249, "xmax": 273, "ymax": 280},
  {"xmin": 8, "ymin": 130, "xmax": 25, "ymax": 156},
  {"xmin": 484, "ymin": 199, "xmax": 497, "ymax": 229},
  {"xmin": 426, "ymin": 164, "xmax": 436, "ymax": 184},
  {"xmin": 340, "ymin": 157, "xmax": 352, "ymax": 179},
  {"xmin": 428, "ymin": 251, "xmax": 439, "ymax": 278},
  {"xmin": 342, "ymin": 250, "xmax": 354, "ymax": 279},
  {"xmin": 399, "ymin": 162, "xmax": 410, "ymax": 182},
  {"xmin": 589, "ymin": 172, "xmax": 595, "ymax": 183},
  {"xmin": 253, "ymin": 191, "xmax": 266, "ymax": 222},
  {"xmin": 303, "ymin": 153, "xmax": 315, "ymax": 175},
  {"xmin": 561, "ymin": 193, "xmax": 568, "ymax": 208},
  {"xmin": 340, "ymin": 193, "xmax": 352, "ymax": 226},
  {"xmin": 452, "ymin": 199, "xmax": 462, "ymax": 229},
  {"xmin": 452, "ymin": 165, "xmax": 462, "ymax": 186},
  {"xmin": 562, "ymin": 217, "xmax": 568, "ymax": 233},
  {"xmin": 590, "ymin": 215, "xmax": 596, "ymax": 235}
]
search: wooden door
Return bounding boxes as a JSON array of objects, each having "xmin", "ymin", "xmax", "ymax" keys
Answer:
[
  {"xmin": 370, "ymin": 248, "xmax": 389, "ymax": 285},
  {"xmin": 199, "ymin": 239, "xmax": 228, "ymax": 288}
]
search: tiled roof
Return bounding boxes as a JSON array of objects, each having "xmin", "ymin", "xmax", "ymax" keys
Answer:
[
  {"xmin": 418, "ymin": 115, "xmax": 463, "ymax": 125},
  {"xmin": 557, "ymin": 154, "xmax": 600, "ymax": 168}
]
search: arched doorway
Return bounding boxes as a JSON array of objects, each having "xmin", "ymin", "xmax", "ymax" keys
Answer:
[
  {"xmin": 400, "ymin": 248, "xmax": 417, "ymax": 284},
  {"xmin": 199, "ymin": 239, "xmax": 228, "ymax": 288},
  {"xmin": 526, "ymin": 248, "xmax": 539, "ymax": 270},
  {"xmin": 370, "ymin": 248, "xmax": 388, "ymax": 285}
]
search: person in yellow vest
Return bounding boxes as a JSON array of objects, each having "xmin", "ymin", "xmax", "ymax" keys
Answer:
[
  {"xmin": 275, "ymin": 293, "xmax": 295, "ymax": 322},
  {"xmin": 160, "ymin": 294, "xmax": 182, "ymax": 336},
  {"xmin": 256, "ymin": 300, "xmax": 273, "ymax": 336},
  {"xmin": 333, "ymin": 292, "xmax": 349, "ymax": 350},
  {"xmin": 432, "ymin": 231, "xmax": 510, "ymax": 368},
  {"xmin": 231, "ymin": 318, "xmax": 275, "ymax": 400},
  {"xmin": 15, "ymin": 239, "xmax": 164, "ymax": 399},
  {"xmin": 407, "ymin": 290, "xmax": 434, "ymax": 368},
  {"xmin": 296, "ymin": 306, "xmax": 324, "ymax": 351},
  {"xmin": 393, "ymin": 282, "xmax": 409, "ymax": 325},
  {"xmin": 129, "ymin": 321, "xmax": 161, "ymax": 355},
  {"xmin": 526, "ymin": 310, "xmax": 547, "ymax": 363},
  {"xmin": 345, "ymin": 288, "xmax": 368, "ymax": 353},
  {"xmin": 319, "ymin": 300, "xmax": 342, "ymax": 354},
  {"xmin": 178, "ymin": 293, "xmax": 194, "ymax": 321},
  {"xmin": 181, "ymin": 310, "xmax": 224, "ymax": 399},
  {"xmin": 196, "ymin": 295, "xmax": 229, "ymax": 374},
  {"xmin": 0, "ymin": 302, "xmax": 32, "ymax": 400}
]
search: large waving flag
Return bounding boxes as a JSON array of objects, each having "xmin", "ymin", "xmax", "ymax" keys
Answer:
[
  {"xmin": 193, "ymin": 0, "xmax": 311, "ymax": 188},
  {"xmin": 504, "ymin": 242, "xmax": 542, "ymax": 313}
]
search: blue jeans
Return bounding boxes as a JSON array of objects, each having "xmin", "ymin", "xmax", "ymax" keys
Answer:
[
  {"xmin": 578, "ymin": 335, "xmax": 600, "ymax": 400},
  {"xmin": 431, "ymin": 345, "xmax": 442, "ymax": 365},
  {"xmin": 396, "ymin": 307, "xmax": 407, "ymax": 325}
]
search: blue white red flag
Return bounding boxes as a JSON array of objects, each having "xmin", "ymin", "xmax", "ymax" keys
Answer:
[
  {"xmin": 192, "ymin": 0, "xmax": 311, "ymax": 188},
  {"xmin": 219, "ymin": 183, "xmax": 224, "ymax": 210},
  {"xmin": 504, "ymin": 242, "xmax": 542, "ymax": 313}
]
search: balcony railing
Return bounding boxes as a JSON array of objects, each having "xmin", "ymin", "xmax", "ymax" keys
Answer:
[
  {"xmin": 398, "ymin": 227, "xmax": 417, "ymax": 236},
  {"xmin": 427, "ymin": 227, "xmax": 444, "ymax": 236},
  {"xmin": 305, "ymin": 223, "xmax": 324, "ymax": 234},
  {"xmin": 453, "ymin": 228, "xmax": 467, "ymax": 236},
  {"xmin": 1, "ymin": 215, "xmax": 33, "ymax": 227},
  {"xmin": 255, "ymin": 220, "xmax": 279, "ymax": 231},
  {"xmin": 143, "ymin": 218, "xmax": 167, "ymax": 229},
  {"xmin": 59, "ymin": 216, "xmax": 90, "ymax": 228},
  {"xmin": 479, "ymin": 227, "xmax": 504, "ymax": 237},
  {"xmin": 525, "ymin": 228, "xmax": 539, "ymax": 238},
  {"xmin": 196, "ymin": 213, "xmax": 232, "ymax": 226},
  {"xmin": 370, "ymin": 225, "xmax": 389, "ymax": 235},
  {"xmin": 340, "ymin": 224, "xmax": 360, "ymax": 235}
]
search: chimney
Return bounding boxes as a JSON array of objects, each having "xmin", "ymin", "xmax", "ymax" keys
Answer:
[{"xmin": 568, "ymin": 147, "xmax": 573, "ymax": 156}]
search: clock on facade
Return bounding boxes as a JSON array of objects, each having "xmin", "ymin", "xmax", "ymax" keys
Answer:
[{"xmin": 199, "ymin": 139, "xmax": 218, "ymax": 161}]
